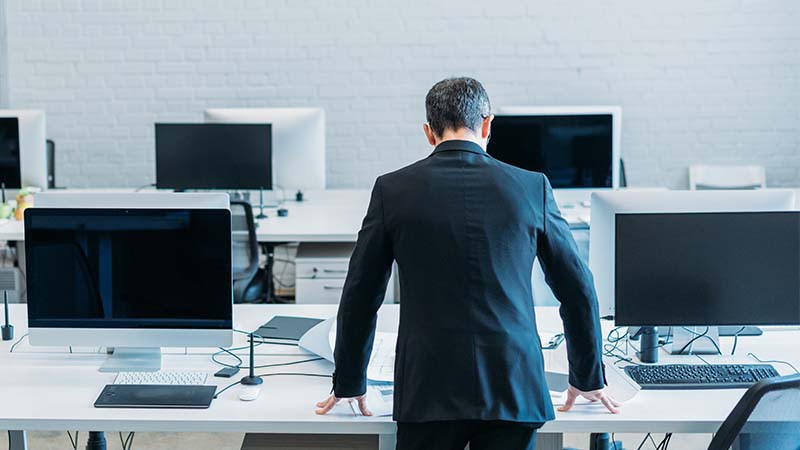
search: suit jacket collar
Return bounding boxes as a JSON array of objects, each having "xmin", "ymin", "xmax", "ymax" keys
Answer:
[{"xmin": 432, "ymin": 140, "xmax": 487, "ymax": 156}]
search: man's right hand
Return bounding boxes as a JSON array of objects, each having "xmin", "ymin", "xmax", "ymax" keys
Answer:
[{"xmin": 557, "ymin": 385, "xmax": 620, "ymax": 414}]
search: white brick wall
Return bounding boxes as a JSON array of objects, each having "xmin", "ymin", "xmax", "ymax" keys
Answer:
[
  {"xmin": 0, "ymin": 0, "xmax": 8, "ymax": 108},
  {"xmin": 5, "ymin": 0, "xmax": 800, "ymax": 188}
]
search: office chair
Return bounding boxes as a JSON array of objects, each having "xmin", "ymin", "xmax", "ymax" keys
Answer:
[
  {"xmin": 689, "ymin": 165, "xmax": 766, "ymax": 190},
  {"xmin": 46, "ymin": 139, "xmax": 56, "ymax": 188},
  {"xmin": 231, "ymin": 201, "xmax": 266, "ymax": 303},
  {"xmin": 707, "ymin": 374, "xmax": 800, "ymax": 450}
]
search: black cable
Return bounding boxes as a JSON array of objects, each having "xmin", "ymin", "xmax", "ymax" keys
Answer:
[
  {"xmin": 134, "ymin": 183, "xmax": 155, "ymax": 192},
  {"xmin": 676, "ymin": 327, "xmax": 721, "ymax": 355},
  {"xmin": 731, "ymin": 326, "xmax": 745, "ymax": 356},
  {"xmin": 9, "ymin": 332, "xmax": 28, "ymax": 352},
  {"xmin": 611, "ymin": 432, "xmax": 618, "ymax": 450},
  {"xmin": 748, "ymin": 352, "xmax": 800, "ymax": 374},
  {"xmin": 695, "ymin": 354, "xmax": 713, "ymax": 366},
  {"xmin": 214, "ymin": 372, "xmax": 332, "ymax": 399}
]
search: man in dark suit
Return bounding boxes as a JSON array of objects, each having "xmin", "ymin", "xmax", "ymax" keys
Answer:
[{"xmin": 316, "ymin": 77, "xmax": 618, "ymax": 450}]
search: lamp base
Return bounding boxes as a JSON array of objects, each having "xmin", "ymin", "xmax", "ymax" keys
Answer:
[{"xmin": 2, "ymin": 324, "xmax": 14, "ymax": 341}]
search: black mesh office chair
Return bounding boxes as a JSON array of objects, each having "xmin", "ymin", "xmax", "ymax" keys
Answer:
[
  {"xmin": 46, "ymin": 139, "xmax": 56, "ymax": 188},
  {"xmin": 231, "ymin": 201, "xmax": 266, "ymax": 303},
  {"xmin": 708, "ymin": 374, "xmax": 800, "ymax": 450}
]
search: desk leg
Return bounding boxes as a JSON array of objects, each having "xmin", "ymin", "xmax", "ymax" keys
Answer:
[
  {"xmin": 536, "ymin": 432, "xmax": 563, "ymax": 450},
  {"xmin": 264, "ymin": 243, "xmax": 275, "ymax": 302},
  {"xmin": 8, "ymin": 431, "xmax": 27, "ymax": 450},
  {"xmin": 379, "ymin": 433, "xmax": 396, "ymax": 450}
]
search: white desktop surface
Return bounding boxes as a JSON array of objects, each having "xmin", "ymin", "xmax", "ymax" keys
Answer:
[{"xmin": 2, "ymin": 304, "xmax": 800, "ymax": 437}]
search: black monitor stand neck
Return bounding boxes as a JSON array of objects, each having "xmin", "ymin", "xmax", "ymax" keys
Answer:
[{"xmin": 256, "ymin": 187, "xmax": 267, "ymax": 219}]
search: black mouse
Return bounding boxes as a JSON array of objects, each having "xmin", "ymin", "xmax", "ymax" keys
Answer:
[{"xmin": 277, "ymin": 208, "xmax": 289, "ymax": 217}]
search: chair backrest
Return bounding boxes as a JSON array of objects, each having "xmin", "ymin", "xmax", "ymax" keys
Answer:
[
  {"xmin": 707, "ymin": 374, "xmax": 800, "ymax": 450},
  {"xmin": 689, "ymin": 165, "xmax": 766, "ymax": 190},
  {"xmin": 46, "ymin": 139, "xmax": 56, "ymax": 189},
  {"xmin": 230, "ymin": 201, "xmax": 259, "ymax": 302}
]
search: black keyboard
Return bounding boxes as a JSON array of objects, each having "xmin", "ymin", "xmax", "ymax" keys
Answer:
[{"xmin": 624, "ymin": 364, "xmax": 779, "ymax": 389}]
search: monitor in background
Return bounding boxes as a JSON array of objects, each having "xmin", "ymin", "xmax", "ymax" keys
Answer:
[
  {"xmin": 488, "ymin": 106, "xmax": 621, "ymax": 189},
  {"xmin": 0, "ymin": 110, "xmax": 47, "ymax": 189},
  {"xmin": 204, "ymin": 108, "xmax": 326, "ymax": 191},
  {"xmin": 615, "ymin": 211, "xmax": 800, "ymax": 327},
  {"xmin": 24, "ymin": 193, "xmax": 233, "ymax": 372},
  {"xmin": 155, "ymin": 123, "xmax": 272, "ymax": 191},
  {"xmin": 589, "ymin": 190, "xmax": 796, "ymax": 319},
  {"xmin": 0, "ymin": 118, "xmax": 21, "ymax": 188}
]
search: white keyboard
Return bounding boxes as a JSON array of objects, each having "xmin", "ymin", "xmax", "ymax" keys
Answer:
[{"xmin": 114, "ymin": 371, "xmax": 209, "ymax": 385}]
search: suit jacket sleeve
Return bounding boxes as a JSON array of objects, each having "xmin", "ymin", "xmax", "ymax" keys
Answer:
[
  {"xmin": 332, "ymin": 178, "xmax": 394, "ymax": 398},
  {"xmin": 536, "ymin": 175, "xmax": 606, "ymax": 391}
]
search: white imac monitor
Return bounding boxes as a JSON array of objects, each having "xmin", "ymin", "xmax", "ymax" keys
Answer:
[
  {"xmin": 589, "ymin": 190, "xmax": 796, "ymax": 319},
  {"xmin": 25, "ymin": 193, "xmax": 233, "ymax": 372},
  {"xmin": 0, "ymin": 110, "xmax": 47, "ymax": 189},
  {"xmin": 490, "ymin": 106, "xmax": 621, "ymax": 205},
  {"xmin": 204, "ymin": 108, "xmax": 326, "ymax": 191}
]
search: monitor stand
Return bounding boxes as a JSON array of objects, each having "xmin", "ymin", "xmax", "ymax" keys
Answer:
[
  {"xmin": 99, "ymin": 347, "xmax": 162, "ymax": 372},
  {"xmin": 670, "ymin": 327, "xmax": 721, "ymax": 355}
]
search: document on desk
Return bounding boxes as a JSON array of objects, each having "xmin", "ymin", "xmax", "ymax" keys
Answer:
[
  {"xmin": 299, "ymin": 317, "xmax": 562, "ymax": 383},
  {"xmin": 298, "ymin": 317, "xmax": 396, "ymax": 382}
]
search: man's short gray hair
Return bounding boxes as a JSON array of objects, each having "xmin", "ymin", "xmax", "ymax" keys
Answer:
[{"xmin": 425, "ymin": 77, "xmax": 491, "ymax": 138}]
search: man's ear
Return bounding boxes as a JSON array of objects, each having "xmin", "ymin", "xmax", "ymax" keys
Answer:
[
  {"xmin": 481, "ymin": 114, "xmax": 494, "ymax": 139},
  {"xmin": 423, "ymin": 123, "xmax": 437, "ymax": 146}
]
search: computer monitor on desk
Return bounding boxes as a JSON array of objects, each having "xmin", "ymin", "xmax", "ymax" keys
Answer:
[
  {"xmin": 24, "ymin": 193, "xmax": 233, "ymax": 372},
  {"xmin": 590, "ymin": 190, "xmax": 796, "ymax": 318},
  {"xmin": 488, "ymin": 106, "xmax": 621, "ymax": 205},
  {"xmin": 0, "ymin": 110, "xmax": 47, "ymax": 189},
  {"xmin": 614, "ymin": 211, "xmax": 800, "ymax": 354},
  {"xmin": 204, "ymin": 108, "xmax": 326, "ymax": 191},
  {"xmin": 155, "ymin": 123, "xmax": 272, "ymax": 191}
]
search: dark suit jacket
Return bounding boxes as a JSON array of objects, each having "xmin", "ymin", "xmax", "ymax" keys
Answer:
[{"xmin": 333, "ymin": 139, "xmax": 605, "ymax": 423}]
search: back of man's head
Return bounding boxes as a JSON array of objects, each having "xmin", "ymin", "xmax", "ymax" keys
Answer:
[{"xmin": 425, "ymin": 77, "xmax": 491, "ymax": 139}]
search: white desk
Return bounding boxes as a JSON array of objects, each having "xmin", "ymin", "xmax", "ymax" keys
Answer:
[
  {"xmin": 0, "ymin": 189, "xmax": 594, "ymax": 244},
  {"xmin": 3, "ymin": 304, "xmax": 800, "ymax": 450}
]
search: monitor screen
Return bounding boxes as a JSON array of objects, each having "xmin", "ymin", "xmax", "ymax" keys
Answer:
[
  {"xmin": 487, "ymin": 114, "xmax": 613, "ymax": 188},
  {"xmin": 25, "ymin": 208, "xmax": 232, "ymax": 330},
  {"xmin": 615, "ymin": 212, "xmax": 800, "ymax": 326},
  {"xmin": 0, "ymin": 117, "xmax": 21, "ymax": 188},
  {"xmin": 155, "ymin": 123, "xmax": 272, "ymax": 190}
]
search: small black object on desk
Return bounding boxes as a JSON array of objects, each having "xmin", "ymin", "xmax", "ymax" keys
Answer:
[
  {"xmin": 295, "ymin": 190, "xmax": 304, "ymax": 202},
  {"xmin": 241, "ymin": 332, "xmax": 263, "ymax": 386},
  {"xmin": 277, "ymin": 208, "xmax": 289, "ymax": 217},
  {"xmin": 2, "ymin": 291, "xmax": 13, "ymax": 341},
  {"xmin": 256, "ymin": 187, "xmax": 268, "ymax": 219}
]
